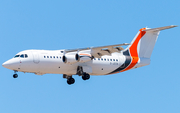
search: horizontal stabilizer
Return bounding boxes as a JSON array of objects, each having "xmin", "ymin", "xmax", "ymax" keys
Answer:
[{"xmin": 143, "ymin": 25, "xmax": 178, "ymax": 32}]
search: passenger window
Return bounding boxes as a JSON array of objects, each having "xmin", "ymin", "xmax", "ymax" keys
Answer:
[
  {"xmin": 14, "ymin": 55, "xmax": 20, "ymax": 58},
  {"xmin": 50, "ymin": 56, "xmax": 52, "ymax": 58},
  {"xmin": 44, "ymin": 56, "xmax": 46, "ymax": 58},
  {"xmin": 98, "ymin": 58, "xmax": 100, "ymax": 60},
  {"xmin": 104, "ymin": 59, "xmax": 106, "ymax": 61},
  {"xmin": 53, "ymin": 56, "xmax": 55, "ymax": 58},
  {"xmin": 101, "ymin": 58, "xmax": 103, "ymax": 61},
  {"xmin": 47, "ymin": 56, "xmax": 49, "ymax": 58},
  {"xmin": 20, "ymin": 54, "xmax": 24, "ymax": 58},
  {"xmin": 110, "ymin": 59, "xmax": 112, "ymax": 61},
  {"xmin": 107, "ymin": 59, "xmax": 109, "ymax": 61},
  {"xmin": 94, "ymin": 58, "xmax": 96, "ymax": 60},
  {"xmin": 60, "ymin": 57, "xmax": 61, "ymax": 59},
  {"xmin": 25, "ymin": 54, "xmax": 28, "ymax": 58},
  {"xmin": 113, "ymin": 59, "xmax": 115, "ymax": 61},
  {"xmin": 116, "ymin": 59, "xmax": 118, "ymax": 61},
  {"xmin": 57, "ymin": 56, "xmax": 58, "ymax": 58}
]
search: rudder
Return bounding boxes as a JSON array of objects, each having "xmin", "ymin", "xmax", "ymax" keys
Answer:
[{"xmin": 138, "ymin": 30, "xmax": 160, "ymax": 58}]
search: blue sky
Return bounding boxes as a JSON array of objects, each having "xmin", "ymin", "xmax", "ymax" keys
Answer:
[{"xmin": 0, "ymin": 0, "xmax": 180, "ymax": 113}]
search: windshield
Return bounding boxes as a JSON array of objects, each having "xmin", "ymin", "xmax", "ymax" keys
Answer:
[
  {"xmin": 20, "ymin": 54, "xmax": 24, "ymax": 58},
  {"xmin": 14, "ymin": 54, "xmax": 28, "ymax": 58},
  {"xmin": 14, "ymin": 55, "xmax": 20, "ymax": 58}
]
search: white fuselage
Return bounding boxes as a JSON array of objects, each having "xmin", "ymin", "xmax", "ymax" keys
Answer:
[
  {"xmin": 3, "ymin": 50, "xmax": 130, "ymax": 76},
  {"xmin": 2, "ymin": 25, "xmax": 176, "ymax": 85}
]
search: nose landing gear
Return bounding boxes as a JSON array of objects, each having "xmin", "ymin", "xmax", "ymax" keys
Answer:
[
  {"xmin": 13, "ymin": 70, "xmax": 18, "ymax": 78},
  {"xmin": 13, "ymin": 74, "xmax": 18, "ymax": 78}
]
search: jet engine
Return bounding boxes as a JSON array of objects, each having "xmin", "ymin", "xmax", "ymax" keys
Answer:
[
  {"xmin": 62, "ymin": 54, "xmax": 79, "ymax": 64},
  {"xmin": 77, "ymin": 53, "xmax": 92, "ymax": 63},
  {"xmin": 62, "ymin": 53, "xmax": 92, "ymax": 64}
]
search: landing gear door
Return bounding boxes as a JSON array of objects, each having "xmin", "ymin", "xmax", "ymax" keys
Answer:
[
  {"xmin": 32, "ymin": 51, "xmax": 40, "ymax": 64},
  {"xmin": 82, "ymin": 66, "xmax": 92, "ymax": 74}
]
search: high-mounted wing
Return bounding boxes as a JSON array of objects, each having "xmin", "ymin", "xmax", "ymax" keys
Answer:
[
  {"xmin": 65, "ymin": 43, "xmax": 129, "ymax": 58},
  {"xmin": 90, "ymin": 43, "xmax": 129, "ymax": 58}
]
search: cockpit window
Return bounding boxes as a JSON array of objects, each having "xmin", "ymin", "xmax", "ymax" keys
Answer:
[
  {"xmin": 14, "ymin": 54, "xmax": 28, "ymax": 58},
  {"xmin": 20, "ymin": 54, "xmax": 24, "ymax": 58},
  {"xmin": 14, "ymin": 55, "xmax": 20, "ymax": 58},
  {"xmin": 25, "ymin": 54, "xmax": 28, "ymax": 58}
]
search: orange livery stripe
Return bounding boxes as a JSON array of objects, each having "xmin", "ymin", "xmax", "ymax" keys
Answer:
[
  {"xmin": 79, "ymin": 53, "xmax": 91, "ymax": 57},
  {"xmin": 120, "ymin": 28, "xmax": 146, "ymax": 72}
]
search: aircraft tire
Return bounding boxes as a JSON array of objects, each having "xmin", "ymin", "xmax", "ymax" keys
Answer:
[
  {"xmin": 13, "ymin": 74, "xmax": 18, "ymax": 78},
  {"xmin": 82, "ymin": 73, "xmax": 90, "ymax": 80},
  {"xmin": 67, "ymin": 77, "xmax": 75, "ymax": 85}
]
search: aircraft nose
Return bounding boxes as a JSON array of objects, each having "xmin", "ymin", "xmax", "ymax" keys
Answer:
[{"xmin": 2, "ymin": 60, "xmax": 12, "ymax": 69}]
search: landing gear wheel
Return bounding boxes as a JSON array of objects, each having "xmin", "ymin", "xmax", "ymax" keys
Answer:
[
  {"xmin": 82, "ymin": 73, "xmax": 90, "ymax": 80},
  {"xmin": 13, "ymin": 74, "xmax": 18, "ymax": 78},
  {"xmin": 67, "ymin": 77, "xmax": 75, "ymax": 85}
]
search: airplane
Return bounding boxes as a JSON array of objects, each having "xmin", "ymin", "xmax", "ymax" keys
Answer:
[{"xmin": 2, "ymin": 25, "xmax": 177, "ymax": 85}]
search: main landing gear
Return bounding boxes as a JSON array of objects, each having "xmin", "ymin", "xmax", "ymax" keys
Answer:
[
  {"xmin": 77, "ymin": 66, "xmax": 90, "ymax": 81},
  {"xmin": 63, "ymin": 74, "xmax": 75, "ymax": 85},
  {"xmin": 82, "ymin": 72, "xmax": 90, "ymax": 80},
  {"xmin": 67, "ymin": 76, "xmax": 75, "ymax": 85},
  {"xmin": 13, "ymin": 71, "xmax": 18, "ymax": 78},
  {"xmin": 63, "ymin": 66, "xmax": 91, "ymax": 85}
]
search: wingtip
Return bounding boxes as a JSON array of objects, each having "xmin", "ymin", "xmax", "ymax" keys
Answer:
[
  {"xmin": 170, "ymin": 25, "xmax": 178, "ymax": 27},
  {"xmin": 123, "ymin": 43, "xmax": 130, "ymax": 45}
]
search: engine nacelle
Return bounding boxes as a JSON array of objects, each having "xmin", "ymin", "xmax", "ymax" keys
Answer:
[
  {"xmin": 62, "ymin": 53, "xmax": 92, "ymax": 64},
  {"xmin": 77, "ymin": 53, "xmax": 92, "ymax": 63},
  {"xmin": 62, "ymin": 54, "xmax": 79, "ymax": 64}
]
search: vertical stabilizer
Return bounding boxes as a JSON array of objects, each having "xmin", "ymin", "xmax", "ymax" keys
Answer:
[
  {"xmin": 120, "ymin": 25, "xmax": 177, "ymax": 72},
  {"xmin": 125, "ymin": 25, "xmax": 177, "ymax": 58}
]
